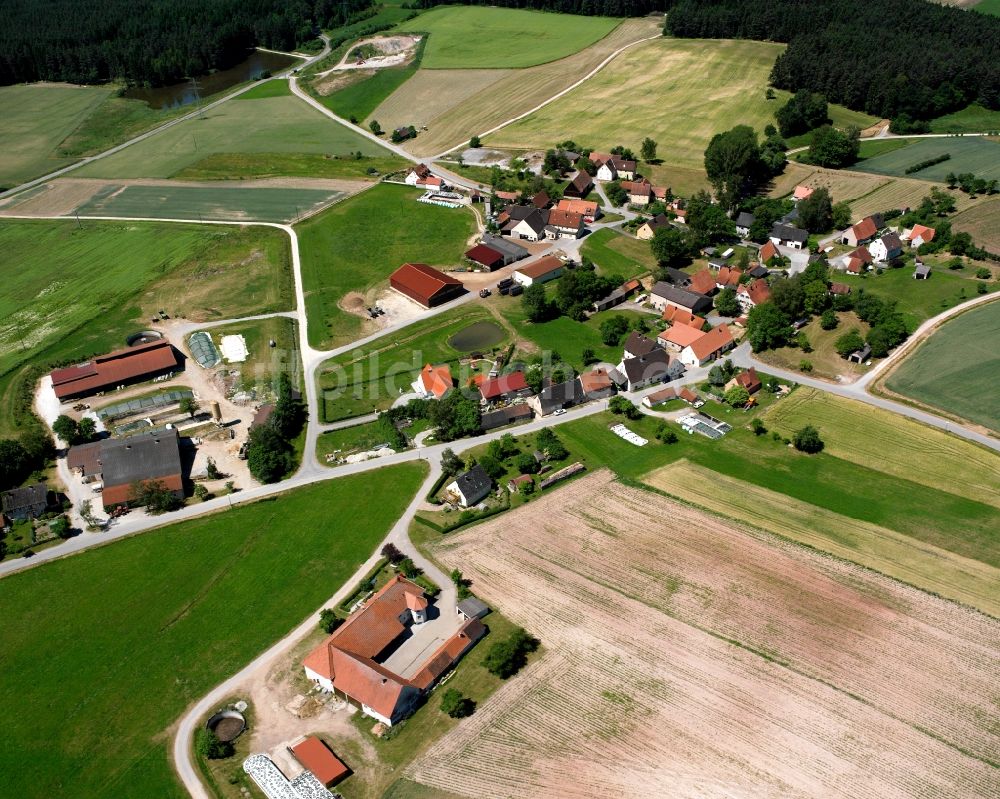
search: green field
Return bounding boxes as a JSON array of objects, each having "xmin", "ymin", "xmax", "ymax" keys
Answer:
[
  {"xmin": 74, "ymin": 183, "xmax": 345, "ymax": 223},
  {"xmin": 973, "ymin": 0, "xmax": 1000, "ymax": 16},
  {"xmin": 0, "ymin": 83, "xmax": 111, "ymax": 187},
  {"xmin": 173, "ymin": 152, "xmax": 407, "ymax": 181},
  {"xmin": 581, "ymin": 228, "xmax": 657, "ymax": 275},
  {"xmin": 885, "ymin": 300, "xmax": 1000, "ymax": 433},
  {"xmin": 76, "ymin": 94, "xmax": 390, "ymax": 179},
  {"xmin": 929, "ymin": 103, "xmax": 1000, "ymax": 133},
  {"xmin": 237, "ymin": 79, "xmax": 292, "ymax": 100},
  {"xmin": 296, "ymin": 183, "xmax": 477, "ymax": 349},
  {"xmin": 205, "ymin": 316, "xmax": 300, "ymax": 391},
  {"xmin": 488, "ymin": 37, "xmax": 876, "ymax": 172},
  {"xmin": 856, "ymin": 138, "xmax": 913, "ymax": 160},
  {"xmin": 0, "ymin": 464, "xmax": 426, "ymax": 799},
  {"xmin": 849, "ymin": 136, "xmax": 1000, "ymax": 181},
  {"xmin": 397, "ymin": 7, "xmax": 621, "ymax": 69},
  {"xmin": 317, "ymin": 305, "xmax": 501, "ymax": 421}
]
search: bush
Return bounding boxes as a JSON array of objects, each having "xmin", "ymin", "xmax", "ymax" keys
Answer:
[
  {"xmin": 799, "ymin": 359, "xmax": 813, "ymax": 372},
  {"xmin": 608, "ymin": 396, "xmax": 640, "ymax": 418},
  {"xmin": 792, "ymin": 425, "xmax": 824, "ymax": 454},
  {"xmin": 819, "ymin": 309, "xmax": 838, "ymax": 330},
  {"xmin": 751, "ymin": 419, "xmax": 767, "ymax": 436},
  {"xmin": 319, "ymin": 608, "xmax": 342, "ymax": 634},
  {"xmin": 398, "ymin": 558, "xmax": 421, "ymax": 579},
  {"xmin": 515, "ymin": 453, "xmax": 539, "ymax": 475},
  {"xmin": 196, "ymin": 729, "xmax": 234, "ymax": 760},
  {"xmin": 440, "ymin": 688, "xmax": 475, "ymax": 718},
  {"xmin": 976, "ymin": 267, "xmax": 992, "ymax": 279},
  {"xmin": 482, "ymin": 627, "xmax": 539, "ymax": 679}
]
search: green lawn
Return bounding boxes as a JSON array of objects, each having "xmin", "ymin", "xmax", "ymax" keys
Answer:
[
  {"xmin": 237, "ymin": 79, "xmax": 292, "ymax": 100},
  {"xmin": 397, "ymin": 6, "xmax": 621, "ymax": 69},
  {"xmin": 317, "ymin": 305, "xmax": 502, "ymax": 421},
  {"xmin": 849, "ymin": 136, "xmax": 1000, "ymax": 181},
  {"xmin": 0, "ymin": 464, "xmax": 427, "ymax": 799},
  {"xmin": 74, "ymin": 182, "xmax": 345, "ymax": 223},
  {"xmin": 856, "ymin": 138, "xmax": 914, "ymax": 160},
  {"xmin": 76, "ymin": 94, "xmax": 391, "ymax": 179},
  {"xmin": 929, "ymin": 103, "xmax": 1000, "ymax": 133},
  {"xmin": 173, "ymin": 152, "xmax": 408, "ymax": 181},
  {"xmin": 296, "ymin": 183, "xmax": 477, "ymax": 349},
  {"xmin": 885, "ymin": 300, "xmax": 1000, "ymax": 433},
  {"xmin": 0, "ymin": 83, "xmax": 112, "ymax": 187},
  {"xmin": 581, "ymin": 228, "xmax": 657, "ymax": 276}
]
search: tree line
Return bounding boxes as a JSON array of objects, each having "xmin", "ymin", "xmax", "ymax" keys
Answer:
[
  {"xmin": 665, "ymin": 0, "xmax": 1000, "ymax": 120},
  {"xmin": 414, "ymin": 0, "xmax": 664, "ymax": 18},
  {"xmin": 0, "ymin": 0, "xmax": 373, "ymax": 87}
]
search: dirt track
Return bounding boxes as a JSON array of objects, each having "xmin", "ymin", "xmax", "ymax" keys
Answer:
[{"xmin": 411, "ymin": 470, "xmax": 1000, "ymax": 799}]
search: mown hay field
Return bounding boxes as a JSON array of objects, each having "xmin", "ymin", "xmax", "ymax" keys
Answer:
[
  {"xmin": 413, "ymin": 471, "xmax": 1000, "ymax": 799},
  {"xmin": 885, "ymin": 300, "xmax": 1000, "ymax": 434},
  {"xmin": 952, "ymin": 196, "xmax": 1000, "ymax": 251},
  {"xmin": 397, "ymin": 7, "xmax": 621, "ymax": 69},
  {"xmin": 398, "ymin": 17, "xmax": 662, "ymax": 157},
  {"xmin": 368, "ymin": 68, "xmax": 511, "ymax": 132},
  {"xmin": 762, "ymin": 388, "xmax": 1000, "ymax": 508},
  {"xmin": 647, "ymin": 459, "xmax": 1000, "ymax": 615}
]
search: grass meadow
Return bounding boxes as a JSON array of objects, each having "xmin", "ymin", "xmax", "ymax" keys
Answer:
[
  {"xmin": 173, "ymin": 152, "xmax": 408, "ymax": 181},
  {"xmin": 929, "ymin": 103, "xmax": 1000, "ymax": 133},
  {"xmin": 0, "ymin": 83, "xmax": 111, "ymax": 186},
  {"xmin": 849, "ymin": 136, "xmax": 1000, "ymax": 181},
  {"xmin": 76, "ymin": 94, "xmax": 390, "ymax": 179},
  {"xmin": 0, "ymin": 464, "xmax": 427, "ymax": 799},
  {"xmin": 580, "ymin": 228, "xmax": 657, "ymax": 276},
  {"xmin": 296, "ymin": 183, "xmax": 477, "ymax": 350},
  {"xmin": 884, "ymin": 300, "xmax": 1000, "ymax": 433},
  {"xmin": 952, "ymin": 196, "xmax": 1000, "ymax": 252},
  {"xmin": 397, "ymin": 7, "xmax": 621, "ymax": 69}
]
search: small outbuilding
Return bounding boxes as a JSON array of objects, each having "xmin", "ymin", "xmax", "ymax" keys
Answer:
[
  {"xmin": 457, "ymin": 596, "xmax": 490, "ymax": 620},
  {"xmin": 290, "ymin": 737, "xmax": 349, "ymax": 788}
]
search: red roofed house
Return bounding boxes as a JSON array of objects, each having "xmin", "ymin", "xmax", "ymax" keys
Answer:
[
  {"xmin": 545, "ymin": 209, "xmax": 584, "ymax": 239},
  {"xmin": 839, "ymin": 246, "xmax": 873, "ymax": 273},
  {"xmin": 715, "ymin": 266, "xmax": 743, "ymax": 289},
  {"xmin": 759, "ymin": 240, "xmax": 780, "ymax": 263},
  {"xmin": 657, "ymin": 322, "xmax": 705, "ymax": 352},
  {"xmin": 479, "ymin": 371, "xmax": 531, "ymax": 403},
  {"xmin": 50, "ymin": 339, "xmax": 179, "ymax": 401},
  {"xmin": 729, "ymin": 367, "xmax": 762, "ymax": 395},
  {"xmin": 841, "ymin": 216, "xmax": 878, "ymax": 247},
  {"xmin": 689, "ymin": 268, "xmax": 717, "ymax": 296},
  {"xmin": 389, "ymin": 263, "xmax": 465, "ymax": 308},
  {"xmin": 680, "ymin": 324, "xmax": 735, "ymax": 368},
  {"xmin": 662, "ymin": 305, "xmax": 706, "ymax": 330},
  {"xmin": 464, "ymin": 243, "xmax": 504, "ymax": 271},
  {"xmin": 737, "ymin": 278, "xmax": 771, "ymax": 313},
  {"xmin": 417, "ymin": 363, "xmax": 453, "ymax": 399},
  {"xmin": 556, "ymin": 197, "xmax": 600, "ymax": 222},
  {"xmin": 303, "ymin": 575, "xmax": 486, "ymax": 726},
  {"xmin": 290, "ymin": 737, "xmax": 349, "ymax": 787},
  {"xmin": 793, "ymin": 185, "xmax": 815, "ymax": 202},
  {"xmin": 904, "ymin": 224, "xmax": 936, "ymax": 248},
  {"xmin": 621, "ymin": 180, "xmax": 652, "ymax": 206}
]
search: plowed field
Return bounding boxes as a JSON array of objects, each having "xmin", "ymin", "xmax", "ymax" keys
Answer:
[{"xmin": 412, "ymin": 471, "xmax": 1000, "ymax": 799}]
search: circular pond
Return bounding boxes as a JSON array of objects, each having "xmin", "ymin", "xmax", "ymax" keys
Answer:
[
  {"xmin": 206, "ymin": 709, "xmax": 246, "ymax": 743},
  {"xmin": 447, "ymin": 321, "xmax": 505, "ymax": 352}
]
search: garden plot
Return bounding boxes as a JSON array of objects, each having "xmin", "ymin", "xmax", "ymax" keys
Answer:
[{"xmin": 413, "ymin": 471, "xmax": 1000, "ymax": 799}]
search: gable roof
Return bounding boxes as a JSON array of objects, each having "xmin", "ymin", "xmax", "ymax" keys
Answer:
[
  {"xmin": 536, "ymin": 377, "xmax": 583, "ymax": 413},
  {"xmin": 793, "ymin": 185, "xmax": 815, "ymax": 201},
  {"xmin": 99, "ymin": 428, "xmax": 183, "ymax": 495},
  {"xmin": 651, "ymin": 282, "xmax": 710, "ymax": 311},
  {"xmin": 735, "ymin": 211, "xmax": 755, "ymax": 227},
  {"xmin": 771, "ymin": 223, "xmax": 809, "ymax": 244},
  {"xmin": 547, "ymin": 209, "xmax": 583, "ymax": 229},
  {"xmin": 909, "ymin": 223, "xmax": 936, "ymax": 243},
  {"xmin": 579, "ymin": 368, "xmax": 614, "ymax": 394},
  {"xmin": 829, "ymin": 282, "xmax": 852, "ymax": 295},
  {"xmin": 482, "ymin": 234, "xmax": 528, "ymax": 261},
  {"xmin": 660, "ymin": 322, "xmax": 705, "ymax": 349},
  {"xmin": 290, "ymin": 737, "xmax": 349, "ymax": 787},
  {"xmin": 420, "ymin": 363, "xmax": 453, "ymax": 399},
  {"xmin": 849, "ymin": 245, "xmax": 874, "ymax": 264},
  {"xmin": 851, "ymin": 216, "xmax": 878, "ymax": 240},
  {"xmin": 735, "ymin": 367, "xmax": 761, "ymax": 393},
  {"xmin": 662, "ymin": 306, "xmax": 706, "ymax": 329},
  {"xmin": 1, "ymin": 483, "xmax": 48, "ymax": 514},
  {"xmin": 479, "ymin": 371, "xmax": 529, "ymax": 400},
  {"xmin": 556, "ymin": 198, "xmax": 599, "ymax": 216},
  {"xmin": 716, "ymin": 266, "xmax": 743, "ymax": 286},
  {"xmin": 621, "ymin": 180, "xmax": 651, "ymax": 195},
  {"xmin": 464, "ymin": 244, "xmax": 504, "ymax": 268},
  {"xmin": 738, "ymin": 278, "xmax": 771, "ymax": 306},
  {"xmin": 515, "ymin": 255, "xmax": 563, "ymax": 280},
  {"xmin": 510, "ymin": 208, "xmax": 548, "ymax": 235},
  {"xmin": 621, "ymin": 349, "xmax": 673, "ymax": 384},
  {"xmin": 645, "ymin": 386, "xmax": 677, "ymax": 405},
  {"xmin": 455, "ymin": 463, "xmax": 492, "ymax": 499},
  {"xmin": 623, "ymin": 331, "xmax": 659, "ymax": 358},
  {"xmin": 531, "ymin": 190, "xmax": 551, "ymax": 209},
  {"xmin": 689, "ymin": 269, "xmax": 717, "ymax": 295},
  {"xmin": 880, "ymin": 231, "xmax": 903, "ymax": 252},
  {"xmin": 567, "ymin": 171, "xmax": 593, "ymax": 194},
  {"xmin": 640, "ymin": 213, "xmax": 670, "ymax": 232},
  {"xmin": 50, "ymin": 339, "xmax": 179, "ymax": 400},
  {"xmin": 687, "ymin": 324, "xmax": 734, "ymax": 360},
  {"xmin": 759, "ymin": 240, "xmax": 780, "ymax": 262},
  {"xmin": 390, "ymin": 263, "xmax": 463, "ymax": 305}
]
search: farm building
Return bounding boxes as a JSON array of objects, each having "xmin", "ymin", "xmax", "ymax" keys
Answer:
[
  {"xmin": 457, "ymin": 596, "xmax": 490, "ymax": 620},
  {"xmin": 69, "ymin": 428, "xmax": 185, "ymax": 511},
  {"xmin": 447, "ymin": 464, "xmax": 493, "ymax": 507},
  {"xmin": 562, "ymin": 171, "xmax": 593, "ymax": 199},
  {"xmin": 593, "ymin": 279, "xmax": 641, "ymax": 312},
  {"xmin": 481, "ymin": 234, "xmax": 529, "ymax": 264},
  {"xmin": 512, "ymin": 255, "xmax": 564, "ymax": 286},
  {"xmin": 49, "ymin": 339, "xmax": 180, "ymax": 401},
  {"xmin": 1, "ymin": 483, "xmax": 51, "ymax": 521},
  {"xmin": 479, "ymin": 371, "xmax": 531, "ymax": 403},
  {"xmin": 289, "ymin": 737, "xmax": 349, "ymax": 788},
  {"xmin": 303, "ymin": 575, "xmax": 486, "ymax": 726},
  {"xmin": 914, "ymin": 263, "xmax": 931, "ymax": 280},
  {"xmin": 389, "ymin": 263, "xmax": 465, "ymax": 308},
  {"xmin": 680, "ymin": 325, "xmax": 734, "ymax": 368},
  {"xmin": 480, "ymin": 403, "xmax": 534, "ymax": 432},
  {"xmin": 642, "ymin": 386, "xmax": 677, "ymax": 408},
  {"xmin": 579, "ymin": 368, "xmax": 616, "ymax": 400},
  {"xmin": 464, "ymin": 243, "xmax": 505, "ymax": 271},
  {"xmin": 649, "ymin": 282, "xmax": 713, "ymax": 315},
  {"xmin": 635, "ymin": 214, "xmax": 670, "ymax": 241},
  {"xmin": 530, "ymin": 190, "xmax": 551, "ymax": 209}
]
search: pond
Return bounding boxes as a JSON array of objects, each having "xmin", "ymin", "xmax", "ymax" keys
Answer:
[
  {"xmin": 448, "ymin": 320, "xmax": 506, "ymax": 352},
  {"xmin": 123, "ymin": 50, "xmax": 297, "ymax": 109}
]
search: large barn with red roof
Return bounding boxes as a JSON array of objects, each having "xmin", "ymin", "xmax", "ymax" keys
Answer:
[
  {"xmin": 389, "ymin": 263, "xmax": 465, "ymax": 308},
  {"xmin": 49, "ymin": 339, "xmax": 179, "ymax": 401}
]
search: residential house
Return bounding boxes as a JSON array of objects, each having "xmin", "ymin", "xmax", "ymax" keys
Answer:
[
  {"xmin": 903, "ymin": 224, "xmax": 936, "ymax": 248},
  {"xmin": 841, "ymin": 216, "xmax": 879, "ymax": 247},
  {"xmin": 481, "ymin": 234, "xmax": 529, "ymax": 265},
  {"xmin": 622, "ymin": 331, "xmax": 660, "ymax": 360},
  {"xmin": 480, "ymin": 404, "xmax": 533, "ymax": 432},
  {"xmin": 769, "ymin": 223, "xmax": 809, "ymax": 250},
  {"xmin": 545, "ymin": 209, "xmax": 584, "ymax": 240},
  {"xmin": 658, "ymin": 322, "xmax": 704, "ymax": 352},
  {"xmin": 689, "ymin": 269, "xmax": 717, "ymax": 296},
  {"xmin": 660, "ymin": 266, "xmax": 692, "ymax": 287},
  {"xmin": 303, "ymin": 575, "xmax": 486, "ymax": 726},
  {"xmin": 635, "ymin": 213, "xmax": 670, "ymax": 241},
  {"xmin": 728, "ymin": 367, "xmax": 762, "ymax": 395},
  {"xmin": 417, "ymin": 363, "xmax": 453, "ymax": 400},
  {"xmin": 579, "ymin": 368, "xmax": 616, "ymax": 400},
  {"xmin": 735, "ymin": 211, "xmax": 755, "ymax": 237},
  {"xmin": 672, "ymin": 207, "xmax": 688, "ymax": 225},
  {"xmin": 403, "ymin": 164, "xmax": 431, "ymax": 186},
  {"xmin": 447, "ymin": 464, "xmax": 493, "ymax": 507},
  {"xmin": 0, "ymin": 483, "xmax": 50, "ymax": 521},
  {"xmin": 914, "ymin": 262, "xmax": 931, "ymax": 280},
  {"xmin": 615, "ymin": 349, "xmax": 683, "ymax": 391},
  {"xmin": 793, "ymin": 185, "xmax": 815, "ymax": 202},
  {"xmin": 506, "ymin": 208, "xmax": 548, "ymax": 241},
  {"xmin": 715, "ymin": 266, "xmax": 743, "ymax": 289},
  {"xmin": 870, "ymin": 232, "xmax": 903, "ymax": 262},
  {"xmin": 592, "ymin": 279, "xmax": 641, "ymax": 312},
  {"xmin": 678, "ymin": 387, "xmax": 699, "ymax": 404},
  {"xmin": 530, "ymin": 190, "xmax": 551, "ymax": 209},
  {"xmin": 736, "ymin": 278, "xmax": 771, "ymax": 312},
  {"xmin": 652, "ymin": 186, "xmax": 669, "ymax": 202},
  {"xmin": 622, "ymin": 180, "xmax": 652, "ymax": 206},
  {"xmin": 759, "ymin": 240, "xmax": 780, "ymax": 264},
  {"xmin": 50, "ymin": 339, "xmax": 180, "ymax": 401},
  {"xmin": 829, "ymin": 282, "xmax": 852, "ymax": 296},
  {"xmin": 563, "ymin": 171, "xmax": 593, "ymax": 199},
  {"xmin": 679, "ymin": 325, "xmax": 735, "ymax": 368},
  {"xmin": 747, "ymin": 263, "xmax": 769, "ymax": 279},
  {"xmin": 649, "ymin": 282, "xmax": 713, "ymax": 314},
  {"xmin": 529, "ymin": 377, "xmax": 584, "ymax": 416},
  {"xmin": 479, "ymin": 372, "xmax": 531, "ymax": 403},
  {"xmin": 512, "ymin": 255, "xmax": 564, "ymax": 286},
  {"xmin": 642, "ymin": 386, "xmax": 677, "ymax": 408},
  {"xmin": 838, "ymin": 245, "xmax": 873, "ymax": 273},
  {"xmin": 389, "ymin": 263, "xmax": 465, "ymax": 308},
  {"xmin": 464, "ymin": 243, "xmax": 505, "ymax": 271},
  {"xmin": 661, "ymin": 305, "xmax": 706, "ymax": 330},
  {"xmin": 590, "ymin": 152, "xmax": 636, "ymax": 181},
  {"xmin": 556, "ymin": 197, "xmax": 600, "ymax": 223}
]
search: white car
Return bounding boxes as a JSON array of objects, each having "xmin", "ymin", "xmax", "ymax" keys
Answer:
[{"xmin": 553, "ymin": 409, "xmax": 567, "ymax": 416}]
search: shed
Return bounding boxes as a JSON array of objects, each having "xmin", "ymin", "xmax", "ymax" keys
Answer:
[
  {"xmin": 290, "ymin": 737, "xmax": 349, "ymax": 787},
  {"xmin": 457, "ymin": 597, "xmax": 490, "ymax": 620}
]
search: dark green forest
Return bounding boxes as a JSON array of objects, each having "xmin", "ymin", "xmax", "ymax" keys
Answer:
[
  {"xmin": 666, "ymin": 0, "xmax": 1000, "ymax": 120},
  {"xmin": 414, "ymin": 0, "xmax": 664, "ymax": 17},
  {"xmin": 0, "ymin": 0, "xmax": 372, "ymax": 87}
]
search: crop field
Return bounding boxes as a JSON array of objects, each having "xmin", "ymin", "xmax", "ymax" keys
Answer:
[
  {"xmin": 72, "ymin": 181, "xmax": 347, "ymax": 223},
  {"xmin": 409, "ymin": 471, "xmax": 1000, "ymax": 798},
  {"xmin": 397, "ymin": 7, "xmax": 621, "ymax": 69},
  {"xmin": 952, "ymin": 196, "xmax": 1000, "ymax": 251},
  {"xmin": 0, "ymin": 464, "xmax": 426, "ymax": 799},
  {"xmin": 397, "ymin": 17, "xmax": 661, "ymax": 157},
  {"xmin": 885, "ymin": 300, "xmax": 1000, "ymax": 433},
  {"xmin": 317, "ymin": 305, "xmax": 499, "ymax": 421},
  {"xmin": 172, "ymin": 152, "xmax": 408, "ymax": 181},
  {"xmin": 487, "ymin": 38, "xmax": 799, "ymax": 171},
  {"xmin": 296, "ymin": 183, "xmax": 477, "ymax": 349},
  {"xmin": 0, "ymin": 219, "xmax": 292, "ymax": 379},
  {"xmin": 0, "ymin": 83, "xmax": 112, "ymax": 187},
  {"xmin": 580, "ymin": 228, "xmax": 657, "ymax": 275},
  {"xmin": 648, "ymin": 459, "xmax": 1000, "ymax": 616},
  {"xmin": 763, "ymin": 388, "xmax": 1000, "ymax": 509},
  {"xmin": 75, "ymin": 94, "xmax": 390, "ymax": 179},
  {"xmin": 850, "ymin": 136, "xmax": 1000, "ymax": 181}
]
